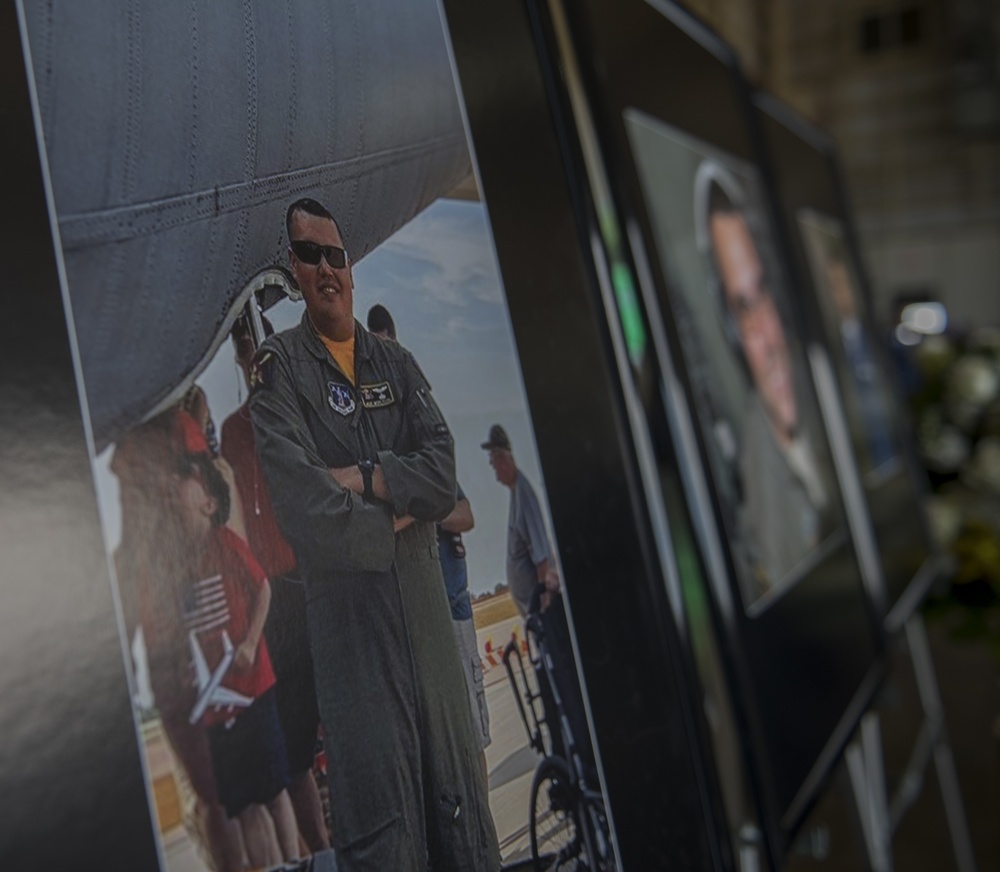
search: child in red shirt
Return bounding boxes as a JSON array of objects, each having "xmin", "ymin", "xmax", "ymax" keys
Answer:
[{"xmin": 173, "ymin": 427, "xmax": 300, "ymax": 866}]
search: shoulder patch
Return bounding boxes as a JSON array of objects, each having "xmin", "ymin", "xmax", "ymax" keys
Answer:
[
  {"xmin": 327, "ymin": 381, "xmax": 356, "ymax": 416},
  {"xmin": 249, "ymin": 349, "xmax": 276, "ymax": 393}
]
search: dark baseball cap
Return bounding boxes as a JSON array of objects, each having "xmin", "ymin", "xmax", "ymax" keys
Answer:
[{"xmin": 480, "ymin": 423, "xmax": 511, "ymax": 452}]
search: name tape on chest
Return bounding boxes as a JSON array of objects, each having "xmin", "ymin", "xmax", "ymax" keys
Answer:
[
  {"xmin": 359, "ymin": 381, "xmax": 395, "ymax": 409},
  {"xmin": 327, "ymin": 381, "xmax": 356, "ymax": 416}
]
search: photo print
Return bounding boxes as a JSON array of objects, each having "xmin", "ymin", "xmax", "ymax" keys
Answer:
[
  {"xmin": 624, "ymin": 109, "xmax": 846, "ymax": 614},
  {"xmin": 20, "ymin": 2, "xmax": 614, "ymax": 870},
  {"xmin": 798, "ymin": 209, "xmax": 901, "ymax": 485}
]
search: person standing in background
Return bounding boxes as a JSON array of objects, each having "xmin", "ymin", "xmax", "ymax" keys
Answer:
[
  {"xmin": 482, "ymin": 423, "xmax": 594, "ymax": 770},
  {"xmin": 170, "ymin": 411, "xmax": 299, "ymax": 867},
  {"xmin": 114, "ymin": 411, "xmax": 247, "ymax": 872},
  {"xmin": 221, "ymin": 313, "xmax": 331, "ymax": 856}
]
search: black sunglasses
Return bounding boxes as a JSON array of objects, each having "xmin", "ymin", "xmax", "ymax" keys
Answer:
[{"xmin": 290, "ymin": 239, "xmax": 349, "ymax": 269}]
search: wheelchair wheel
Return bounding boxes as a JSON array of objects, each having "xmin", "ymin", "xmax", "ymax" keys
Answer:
[
  {"xmin": 530, "ymin": 756, "xmax": 585, "ymax": 871},
  {"xmin": 578, "ymin": 790, "xmax": 616, "ymax": 872}
]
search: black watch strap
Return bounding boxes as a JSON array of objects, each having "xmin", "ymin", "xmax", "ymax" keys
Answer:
[{"xmin": 358, "ymin": 460, "xmax": 375, "ymax": 501}]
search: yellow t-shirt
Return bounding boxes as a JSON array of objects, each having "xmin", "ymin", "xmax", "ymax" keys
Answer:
[{"xmin": 318, "ymin": 333, "xmax": 356, "ymax": 385}]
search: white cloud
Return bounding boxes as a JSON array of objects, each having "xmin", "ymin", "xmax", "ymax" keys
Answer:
[{"xmin": 362, "ymin": 199, "xmax": 505, "ymax": 308}]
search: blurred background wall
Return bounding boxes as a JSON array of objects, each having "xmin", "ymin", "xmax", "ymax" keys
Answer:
[
  {"xmin": 685, "ymin": 0, "xmax": 1000, "ymax": 330},
  {"xmin": 680, "ymin": 5, "xmax": 1000, "ymax": 868}
]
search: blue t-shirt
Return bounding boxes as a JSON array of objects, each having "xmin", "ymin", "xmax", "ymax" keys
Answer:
[{"xmin": 437, "ymin": 484, "xmax": 472, "ymax": 622}]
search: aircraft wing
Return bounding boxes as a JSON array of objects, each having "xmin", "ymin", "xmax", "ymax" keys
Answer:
[
  {"xmin": 207, "ymin": 686, "xmax": 254, "ymax": 710},
  {"xmin": 21, "ymin": 0, "xmax": 472, "ymax": 449},
  {"xmin": 188, "ymin": 630, "xmax": 210, "ymax": 689}
]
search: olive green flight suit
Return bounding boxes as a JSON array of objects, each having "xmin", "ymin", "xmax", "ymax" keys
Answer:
[{"xmin": 249, "ymin": 314, "xmax": 499, "ymax": 872}]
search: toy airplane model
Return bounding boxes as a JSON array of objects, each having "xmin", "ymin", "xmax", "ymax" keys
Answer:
[{"xmin": 188, "ymin": 630, "xmax": 254, "ymax": 725}]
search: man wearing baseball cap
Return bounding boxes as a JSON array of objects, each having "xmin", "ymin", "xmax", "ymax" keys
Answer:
[
  {"xmin": 482, "ymin": 425, "xmax": 594, "ymax": 768},
  {"xmin": 481, "ymin": 424, "xmax": 558, "ymax": 617}
]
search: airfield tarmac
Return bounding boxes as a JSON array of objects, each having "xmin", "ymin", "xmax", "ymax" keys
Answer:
[{"xmin": 147, "ymin": 593, "xmax": 543, "ymax": 872}]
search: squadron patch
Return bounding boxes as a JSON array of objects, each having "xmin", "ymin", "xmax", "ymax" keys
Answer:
[
  {"xmin": 359, "ymin": 381, "xmax": 395, "ymax": 409},
  {"xmin": 327, "ymin": 381, "xmax": 356, "ymax": 416},
  {"xmin": 249, "ymin": 350, "xmax": 275, "ymax": 393}
]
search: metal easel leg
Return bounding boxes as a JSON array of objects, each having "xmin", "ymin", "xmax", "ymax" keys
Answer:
[
  {"xmin": 863, "ymin": 714, "xmax": 892, "ymax": 869},
  {"xmin": 904, "ymin": 613, "xmax": 977, "ymax": 872},
  {"xmin": 849, "ymin": 713, "xmax": 894, "ymax": 872},
  {"xmin": 846, "ymin": 712, "xmax": 894, "ymax": 872}
]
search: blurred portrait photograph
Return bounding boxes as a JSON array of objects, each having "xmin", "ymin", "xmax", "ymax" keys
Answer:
[
  {"xmin": 798, "ymin": 209, "xmax": 900, "ymax": 484},
  {"xmin": 625, "ymin": 109, "xmax": 843, "ymax": 612}
]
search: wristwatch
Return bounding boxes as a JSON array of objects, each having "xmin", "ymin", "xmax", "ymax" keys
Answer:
[{"xmin": 357, "ymin": 459, "xmax": 375, "ymax": 501}]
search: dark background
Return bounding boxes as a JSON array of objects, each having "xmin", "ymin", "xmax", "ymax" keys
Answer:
[{"xmin": 0, "ymin": 7, "xmax": 161, "ymax": 868}]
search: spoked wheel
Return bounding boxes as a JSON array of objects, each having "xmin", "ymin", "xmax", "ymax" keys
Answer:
[
  {"xmin": 530, "ymin": 756, "xmax": 586, "ymax": 871},
  {"xmin": 578, "ymin": 790, "xmax": 616, "ymax": 872}
]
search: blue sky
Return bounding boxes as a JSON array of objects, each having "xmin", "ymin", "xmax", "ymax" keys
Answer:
[
  {"xmin": 354, "ymin": 198, "xmax": 552, "ymax": 595},
  {"xmin": 94, "ymin": 198, "xmax": 552, "ymax": 596}
]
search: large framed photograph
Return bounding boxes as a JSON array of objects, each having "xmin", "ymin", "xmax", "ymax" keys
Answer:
[
  {"xmin": 498, "ymin": 0, "xmax": 887, "ymax": 860},
  {"xmin": 798, "ymin": 209, "xmax": 901, "ymax": 484},
  {"xmin": 755, "ymin": 93, "xmax": 939, "ymax": 628},
  {"xmin": 441, "ymin": 1, "xmax": 758, "ymax": 867},
  {"xmin": 625, "ymin": 113, "xmax": 844, "ymax": 614},
  {"xmin": 18, "ymin": 2, "xmax": 619, "ymax": 870}
]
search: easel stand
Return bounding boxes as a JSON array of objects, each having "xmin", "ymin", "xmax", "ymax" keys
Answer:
[{"xmin": 845, "ymin": 612, "xmax": 977, "ymax": 872}]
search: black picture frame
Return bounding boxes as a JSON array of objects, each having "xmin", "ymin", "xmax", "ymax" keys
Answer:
[
  {"xmin": 3, "ymin": 0, "xmax": 900, "ymax": 865},
  {"xmin": 9, "ymin": 1, "xmax": 639, "ymax": 868},
  {"xmin": 443, "ymin": 0, "xmax": 887, "ymax": 864},
  {"xmin": 753, "ymin": 91, "xmax": 946, "ymax": 633},
  {"xmin": 440, "ymin": 1, "xmax": 742, "ymax": 869},
  {"xmin": 0, "ymin": 4, "xmax": 162, "ymax": 867}
]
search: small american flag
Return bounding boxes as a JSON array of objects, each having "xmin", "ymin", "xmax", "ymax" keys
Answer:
[{"xmin": 183, "ymin": 574, "xmax": 229, "ymax": 635}]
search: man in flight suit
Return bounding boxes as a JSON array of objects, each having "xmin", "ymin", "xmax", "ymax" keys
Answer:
[{"xmin": 248, "ymin": 198, "xmax": 500, "ymax": 872}]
